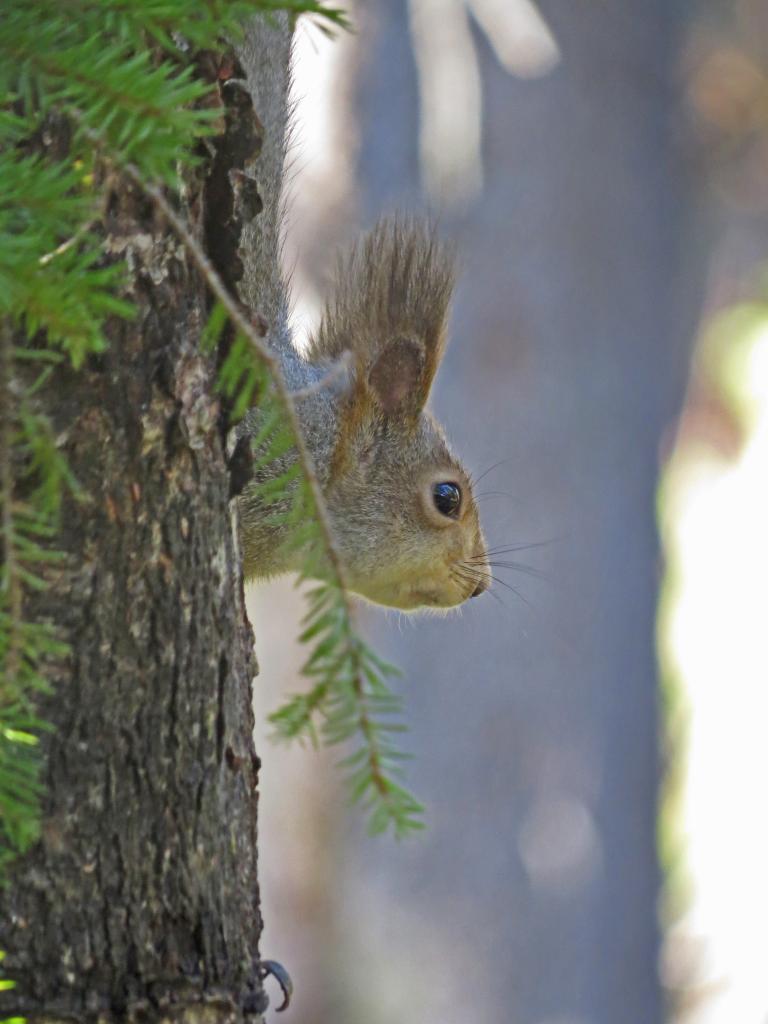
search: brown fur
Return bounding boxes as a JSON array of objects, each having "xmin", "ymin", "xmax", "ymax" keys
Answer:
[
  {"xmin": 307, "ymin": 217, "xmax": 455, "ymax": 412},
  {"xmin": 240, "ymin": 216, "xmax": 489, "ymax": 612}
]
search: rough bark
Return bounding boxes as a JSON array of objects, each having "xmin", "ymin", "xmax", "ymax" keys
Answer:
[{"xmin": 0, "ymin": 14, "xmax": 291, "ymax": 1022}]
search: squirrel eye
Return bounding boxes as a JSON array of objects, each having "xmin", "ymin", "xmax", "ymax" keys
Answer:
[{"xmin": 432, "ymin": 481, "xmax": 462, "ymax": 519}]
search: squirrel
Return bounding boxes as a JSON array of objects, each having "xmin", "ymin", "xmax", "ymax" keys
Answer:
[{"xmin": 233, "ymin": 20, "xmax": 490, "ymax": 612}]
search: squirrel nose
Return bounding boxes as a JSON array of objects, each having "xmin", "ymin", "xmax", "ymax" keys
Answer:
[{"xmin": 470, "ymin": 579, "xmax": 487, "ymax": 598}]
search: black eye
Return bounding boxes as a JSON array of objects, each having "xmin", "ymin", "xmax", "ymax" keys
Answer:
[{"xmin": 432, "ymin": 481, "xmax": 462, "ymax": 518}]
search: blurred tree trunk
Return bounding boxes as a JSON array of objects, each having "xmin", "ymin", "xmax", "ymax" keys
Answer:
[
  {"xmin": 0, "ymin": 16, "xmax": 291, "ymax": 1022},
  {"xmin": 341, "ymin": 3, "xmax": 700, "ymax": 1024}
]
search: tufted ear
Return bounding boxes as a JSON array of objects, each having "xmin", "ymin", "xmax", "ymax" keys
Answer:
[
  {"xmin": 367, "ymin": 336, "xmax": 426, "ymax": 415},
  {"xmin": 307, "ymin": 217, "xmax": 455, "ymax": 419}
]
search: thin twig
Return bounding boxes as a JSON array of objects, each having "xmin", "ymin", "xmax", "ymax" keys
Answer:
[
  {"xmin": 39, "ymin": 218, "xmax": 98, "ymax": 266},
  {"xmin": 127, "ymin": 168, "xmax": 354, "ymax": 592},
  {"xmin": 122, "ymin": 166, "xmax": 400, "ymax": 819}
]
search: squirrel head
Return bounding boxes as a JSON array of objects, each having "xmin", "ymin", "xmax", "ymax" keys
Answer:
[{"xmin": 307, "ymin": 218, "xmax": 490, "ymax": 612}]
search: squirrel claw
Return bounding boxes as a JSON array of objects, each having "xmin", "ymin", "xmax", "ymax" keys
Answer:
[{"xmin": 258, "ymin": 959, "xmax": 293, "ymax": 1013}]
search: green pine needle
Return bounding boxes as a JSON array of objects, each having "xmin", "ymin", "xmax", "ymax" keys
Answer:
[{"xmin": 232, "ymin": 368, "xmax": 423, "ymax": 836}]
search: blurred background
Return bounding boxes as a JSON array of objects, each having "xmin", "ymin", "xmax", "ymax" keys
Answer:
[{"xmin": 247, "ymin": 2, "xmax": 768, "ymax": 1022}]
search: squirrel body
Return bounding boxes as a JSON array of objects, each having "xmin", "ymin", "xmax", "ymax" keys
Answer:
[{"xmin": 234, "ymin": 20, "xmax": 489, "ymax": 612}]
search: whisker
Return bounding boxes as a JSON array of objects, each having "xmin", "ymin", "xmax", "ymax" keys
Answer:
[
  {"xmin": 453, "ymin": 567, "xmax": 482, "ymax": 586},
  {"xmin": 459, "ymin": 565, "xmax": 532, "ymax": 608},
  {"xmin": 452, "ymin": 569, "xmax": 506, "ymax": 609},
  {"xmin": 477, "ymin": 538, "xmax": 558, "ymax": 558},
  {"xmin": 471, "ymin": 456, "xmax": 518, "ymax": 487},
  {"xmin": 474, "ymin": 490, "xmax": 515, "ymax": 501},
  {"xmin": 486, "ymin": 574, "xmax": 531, "ymax": 607},
  {"xmin": 492, "ymin": 562, "xmax": 549, "ymax": 582},
  {"xmin": 467, "ymin": 558, "xmax": 550, "ymax": 582},
  {"xmin": 480, "ymin": 585, "xmax": 505, "ymax": 608},
  {"xmin": 454, "ymin": 570, "xmax": 504, "ymax": 607}
]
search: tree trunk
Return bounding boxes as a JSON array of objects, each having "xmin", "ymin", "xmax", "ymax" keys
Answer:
[{"xmin": 0, "ymin": 15, "xmax": 290, "ymax": 1022}]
